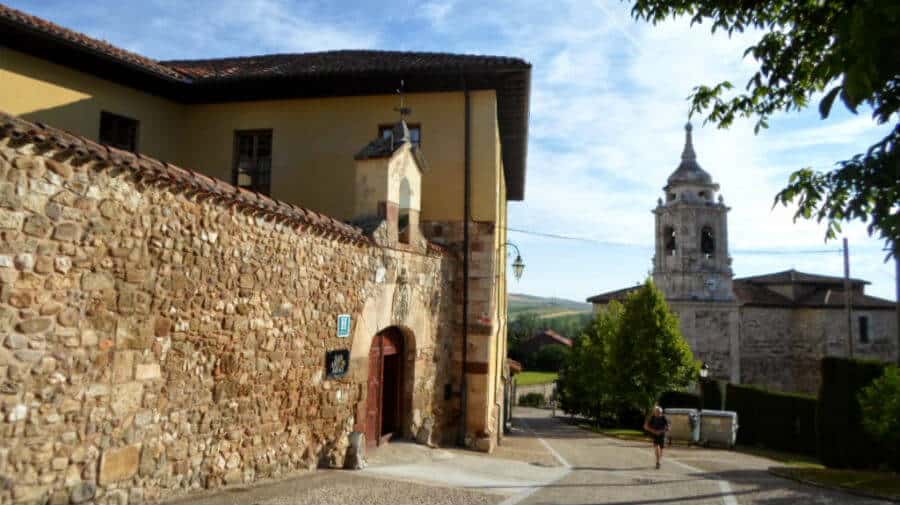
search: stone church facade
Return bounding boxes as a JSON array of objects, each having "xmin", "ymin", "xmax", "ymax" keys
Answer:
[{"xmin": 589, "ymin": 124, "xmax": 898, "ymax": 394}]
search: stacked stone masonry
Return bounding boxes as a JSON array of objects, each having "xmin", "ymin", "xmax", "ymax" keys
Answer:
[{"xmin": 0, "ymin": 116, "xmax": 460, "ymax": 504}]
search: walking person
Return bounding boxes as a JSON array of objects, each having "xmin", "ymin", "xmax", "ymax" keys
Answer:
[{"xmin": 643, "ymin": 405, "xmax": 670, "ymax": 469}]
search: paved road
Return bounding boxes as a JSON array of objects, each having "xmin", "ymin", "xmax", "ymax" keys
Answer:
[
  {"xmin": 170, "ymin": 407, "xmax": 885, "ymax": 505},
  {"xmin": 508, "ymin": 407, "xmax": 884, "ymax": 505}
]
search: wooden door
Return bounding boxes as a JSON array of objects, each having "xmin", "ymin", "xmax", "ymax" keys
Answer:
[
  {"xmin": 365, "ymin": 329, "xmax": 403, "ymax": 448},
  {"xmin": 366, "ymin": 335, "xmax": 383, "ymax": 448}
]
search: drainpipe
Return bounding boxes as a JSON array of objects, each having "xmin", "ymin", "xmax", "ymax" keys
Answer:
[{"xmin": 457, "ymin": 83, "xmax": 471, "ymax": 447}]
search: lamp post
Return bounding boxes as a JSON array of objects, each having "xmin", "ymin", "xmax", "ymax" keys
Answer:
[
  {"xmin": 502, "ymin": 242, "xmax": 526, "ymax": 281},
  {"xmin": 699, "ymin": 362, "xmax": 709, "ymax": 410}
]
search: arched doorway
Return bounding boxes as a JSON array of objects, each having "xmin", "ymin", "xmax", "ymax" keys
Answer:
[{"xmin": 366, "ymin": 327, "xmax": 405, "ymax": 447}]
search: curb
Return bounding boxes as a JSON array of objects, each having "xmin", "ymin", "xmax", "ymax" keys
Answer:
[{"xmin": 768, "ymin": 467, "xmax": 900, "ymax": 503}]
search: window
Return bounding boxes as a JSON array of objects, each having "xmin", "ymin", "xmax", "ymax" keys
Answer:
[
  {"xmin": 667, "ymin": 192, "xmax": 677, "ymax": 202},
  {"xmin": 701, "ymin": 226, "xmax": 715, "ymax": 257},
  {"xmin": 379, "ymin": 124, "xmax": 421, "ymax": 147},
  {"xmin": 858, "ymin": 316, "xmax": 869, "ymax": 343},
  {"xmin": 664, "ymin": 226, "xmax": 676, "ymax": 255},
  {"xmin": 99, "ymin": 111, "xmax": 139, "ymax": 152},
  {"xmin": 232, "ymin": 130, "xmax": 273, "ymax": 196}
]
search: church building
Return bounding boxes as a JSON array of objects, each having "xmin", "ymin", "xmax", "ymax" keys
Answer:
[{"xmin": 587, "ymin": 124, "xmax": 898, "ymax": 394}]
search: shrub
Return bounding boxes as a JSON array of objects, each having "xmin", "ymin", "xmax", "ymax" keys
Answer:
[
  {"xmin": 534, "ymin": 344, "xmax": 570, "ymax": 372},
  {"xmin": 858, "ymin": 365, "xmax": 900, "ymax": 470},
  {"xmin": 659, "ymin": 391, "xmax": 700, "ymax": 409},
  {"xmin": 817, "ymin": 357, "xmax": 889, "ymax": 469},
  {"xmin": 726, "ymin": 383, "xmax": 817, "ymax": 455},
  {"xmin": 519, "ymin": 392, "xmax": 545, "ymax": 408},
  {"xmin": 701, "ymin": 379, "xmax": 727, "ymax": 410}
]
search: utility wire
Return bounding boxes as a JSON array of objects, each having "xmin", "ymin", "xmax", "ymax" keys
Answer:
[{"xmin": 506, "ymin": 226, "xmax": 856, "ymax": 256}]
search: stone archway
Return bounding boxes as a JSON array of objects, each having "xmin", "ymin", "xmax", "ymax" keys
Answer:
[{"xmin": 365, "ymin": 326, "xmax": 415, "ymax": 448}]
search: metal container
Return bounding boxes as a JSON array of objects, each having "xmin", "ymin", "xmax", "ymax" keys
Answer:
[
  {"xmin": 664, "ymin": 408, "xmax": 700, "ymax": 443},
  {"xmin": 699, "ymin": 410, "xmax": 739, "ymax": 448}
]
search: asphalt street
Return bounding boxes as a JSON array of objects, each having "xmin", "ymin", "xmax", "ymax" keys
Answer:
[{"xmin": 169, "ymin": 407, "xmax": 886, "ymax": 505}]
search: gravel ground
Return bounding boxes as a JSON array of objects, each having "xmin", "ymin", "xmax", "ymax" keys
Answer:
[{"xmin": 167, "ymin": 471, "xmax": 500, "ymax": 505}]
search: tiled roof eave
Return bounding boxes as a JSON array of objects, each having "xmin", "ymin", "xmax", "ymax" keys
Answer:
[{"xmin": 0, "ymin": 111, "xmax": 370, "ymax": 245}]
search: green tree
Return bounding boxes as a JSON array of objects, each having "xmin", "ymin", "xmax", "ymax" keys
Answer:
[
  {"xmin": 858, "ymin": 365, "xmax": 900, "ymax": 468},
  {"xmin": 558, "ymin": 301, "xmax": 622, "ymax": 421},
  {"xmin": 610, "ymin": 279, "xmax": 697, "ymax": 413},
  {"xmin": 630, "ymin": 0, "xmax": 900, "ymax": 255}
]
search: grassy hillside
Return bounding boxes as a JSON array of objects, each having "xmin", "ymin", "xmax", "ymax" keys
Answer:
[{"xmin": 508, "ymin": 293, "xmax": 592, "ymax": 318}]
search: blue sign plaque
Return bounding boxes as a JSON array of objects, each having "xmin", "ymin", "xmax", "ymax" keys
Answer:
[{"xmin": 337, "ymin": 314, "xmax": 352, "ymax": 338}]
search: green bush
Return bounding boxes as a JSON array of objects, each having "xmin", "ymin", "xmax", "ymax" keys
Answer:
[
  {"xmin": 701, "ymin": 379, "xmax": 727, "ymax": 410},
  {"xmin": 726, "ymin": 384, "xmax": 817, "ymax": 456},
  {"xmin": 858, "ymin": 365, "xmax": 900, "ymax": 470},
  {"xmin": 817, "ymin": 357, "xmax": 889, "ymax": 469},
  {"xmin": 534, "ymin": 344, "xmax": 570, "ymax": 372},
  {"xmin": 659, "ymin": 391, "xmax": 700, "ymax": 409},
  {"xmin": 519, "ymin": 392, "xmax": 545, "ymax": 407}
]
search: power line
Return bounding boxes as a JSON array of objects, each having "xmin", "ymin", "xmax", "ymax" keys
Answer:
[{"xmin": 506, "ymin": 226, "xmax": 854, "ymax": 256}]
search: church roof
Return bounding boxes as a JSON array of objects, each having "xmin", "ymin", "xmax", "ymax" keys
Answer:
[
  {"xmin": 588, "ymin": 270, "xmax": 894, "ymax": 310},
  {"xmin": 736, "ymin": 269, "xmax": 868, "ymax": 286},
  {"xmin": 586, "ymin": 286, "xmax": 640, "ymax": 304},
  {"xmin": 666, "ymin": 123, "xmax": 714, "ymax": 187}
]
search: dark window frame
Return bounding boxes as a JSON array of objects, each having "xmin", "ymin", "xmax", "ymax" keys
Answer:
[
  {"xmin": 858, "ymin": 315, "xmax": 870, "ymax": 343},
  {"xmin": 232, "ymin": 129, "xmax": 273, "ymax": 196},
  {"xmin": 99, "ymin": 111, "xmax": 139, "ymax": 152},
  {"xmin": 378, "ymin": 123, "xmax": 422, "ymax": 147}
]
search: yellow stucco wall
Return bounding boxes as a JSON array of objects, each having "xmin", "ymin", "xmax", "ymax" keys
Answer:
[
  {"xmin": 179, "ymin": 90, "xmax": 500, "ymax": 222},
  {"xmin": 0, "ymin": 47, "xmax": 185, "ymax": 162},
  {"xmin": 0, "ymin": 48, "xmax": 503, "ymax": 223}
]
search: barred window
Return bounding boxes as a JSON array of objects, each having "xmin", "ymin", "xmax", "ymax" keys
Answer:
[
  {"xmin": 233, "ymin": 130, "xmax": 272, "ymax": 196},
  {"xmin": 99, "ymin": 111, "xmax": 139, "ymax": 152}
]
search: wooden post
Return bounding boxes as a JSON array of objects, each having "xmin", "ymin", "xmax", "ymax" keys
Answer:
[{"xmin": 843, "ymin": 238, "xmax": 853, "ymax": 358}]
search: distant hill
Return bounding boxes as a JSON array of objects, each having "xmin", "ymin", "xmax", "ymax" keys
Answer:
[{"xmin": 508, "ymin": 293, "xmax": 592, "ymax": 318}]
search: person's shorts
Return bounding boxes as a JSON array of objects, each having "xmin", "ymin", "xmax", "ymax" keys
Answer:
[{"xmin": 653, "ymin": 434, "xmax": 666, "ymax": 447}]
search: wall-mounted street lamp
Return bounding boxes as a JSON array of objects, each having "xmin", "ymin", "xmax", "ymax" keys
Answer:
[
  {"xmin": 502, "ymin": 242, "xmax": 526, "ymax": 281},
  {"xmin": 699, "ymin": 362, "xmax": 710, "ymax": 410}
]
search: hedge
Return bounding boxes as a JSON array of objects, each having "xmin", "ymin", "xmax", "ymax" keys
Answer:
[
  {"xmin": 701, "ymin": 379, "xmax": 727, "ymax": 410},
  {"xmin": 817, "ymin": 357, "xmax": 889, "ymax": 469},
  {"xmin": 725, "ymin": 383, "xmax": 817, "ymax": 456},
  {"xmin": 658, "ymin": 391, "xmax": 700, "ymax": 409},
  {"xmin": 519, "ymin": 392, "xmax": 546, "ymax": 407}
]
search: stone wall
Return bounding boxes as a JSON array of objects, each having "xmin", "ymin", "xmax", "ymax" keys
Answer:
[
  {"xmin": 739, "ymin": 306, "xmax": 897, "ymax": 394},
  {"xmin": 669, "ymin": 301, "xmax": 741, "ymax": 382},
  {"xmin": 0, "ymin": 121, "xmax": 458, "ymax": 504},
  {"xmin": 738, "ymin": 307, "xmax": 795, "ymax": 391}
]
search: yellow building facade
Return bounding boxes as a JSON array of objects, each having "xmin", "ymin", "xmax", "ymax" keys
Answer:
[{"xmin": 0, "ymin": 3, "xmax": 529, "ymax": 453}]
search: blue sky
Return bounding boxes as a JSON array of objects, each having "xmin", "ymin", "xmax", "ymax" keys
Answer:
[{"xmin": 8, "ymin": 0, "xmax": 896, "ymax": 301}]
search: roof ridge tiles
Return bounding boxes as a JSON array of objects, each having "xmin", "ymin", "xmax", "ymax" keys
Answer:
[{"xmin": 0, "ymin": 111, "xmax": 374, "ymax": 244}]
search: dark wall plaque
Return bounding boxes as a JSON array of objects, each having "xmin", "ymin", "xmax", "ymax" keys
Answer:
[{"xmin": 326, "ymin": 349, "xmax": 350, "ymax": 379}]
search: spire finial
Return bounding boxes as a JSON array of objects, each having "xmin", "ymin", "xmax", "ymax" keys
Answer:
[
  {"xmin": 682, "ymin": 122, "xmax": 696, "ymax": 161},
  {"xmin": 394, "ymin": 79, "xmax": 412, "ymax": 119}
]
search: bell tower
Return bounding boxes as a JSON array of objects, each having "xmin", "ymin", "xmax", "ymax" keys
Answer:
[{"xmin": 652, "ymin": 123, "xmax": 735, "ymax": 301}]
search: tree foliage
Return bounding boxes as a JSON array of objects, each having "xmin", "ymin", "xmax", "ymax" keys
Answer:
[
  {"xmin": 858, "ymin": 365, "xmax": 900, "ymax": 458},
  {"xmin": 630, "ymin": 0, "xmax": 900, "ymax": 254},
  {"xmin": 558, "ymin": 280, "xmax": 697, "ymax": 424}
]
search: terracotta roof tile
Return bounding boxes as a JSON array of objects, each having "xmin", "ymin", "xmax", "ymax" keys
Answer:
[
  {"xmin": 163, "ymin": 50, "xmax": 529, "ymax": 81},
  {"xmin": 0, "ymin": 111, "xmax": 370, "ymax": 244},
  {"xmin": 736, "ymin": 269, "xmax": 868, "ymax": 286},
  {"xmin": 0, "ymin": 3, "xmax": 187, "ymax": 82}
]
